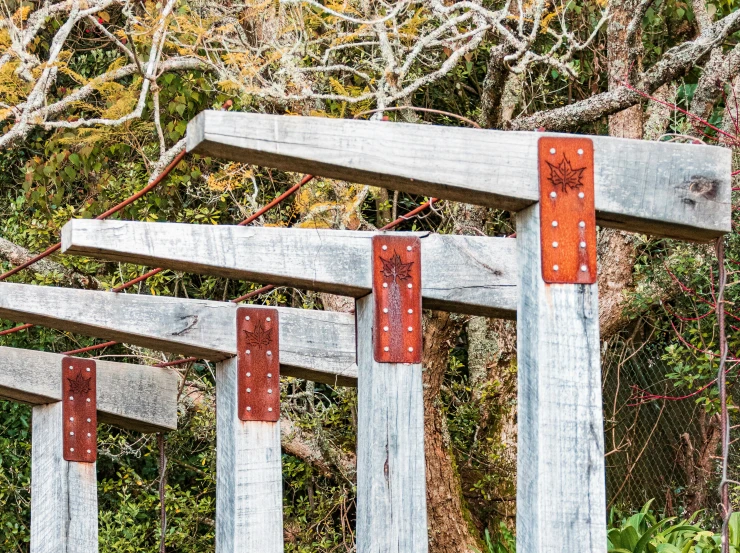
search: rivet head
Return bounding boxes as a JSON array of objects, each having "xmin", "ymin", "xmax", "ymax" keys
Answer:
[
  {"xmin": 408, "ymin": 327, "xmax": 413, "ymax": 332},
  {"xmin": 407, "ymin": 283, "xmax": 412, "ymax": 289},
  {"xmin": 580, "ymin": 241, "xmax": 586, "ymax": 248},
  {"xmin": 383, "ymin": 283, "xmax": 388, "ymax": 288},
  {"xmin": 406, "ymin": 245, "xmax": 412, "ymax": 251},
  {"xmin": 549, "ymin": 148, "xmax": 556, "ymax": 154},
  {"xmin": 69, "ymin": 417, "xmax": 74, "ymax": 421},
  {"xmin": 577, "ymin": 148, "xmax": 584, "ymax": 155},
  {"xmin": 552, "ymin": 220, "xmax": 558, "ymax": 227},
  {"xmin": 408, "ymin": 309, "xmax": 413, "ymax": 314},
  {"xmin": 247, "ymin": 388, "xmax": 251, "ymax": 393},
  {"xmin": 382, "ymin": 245, "xmax": 388, "ymax": 250},
  {"xmin": 266, "ymin": 317, "xmax": 271, "ymax": 322},
  {"xmin": 553, "ymin": 265, "xmax": 559, "ymax": 271},
  {"xmin": 87, "ymin": 418, "xmax": 91, "ymax": 423},
  {"xmin": 246, "ymin": 349, "xmax": 251, "ymax": 355},
  {"xmin": 87, "ymin": 449, "xmax": 91, "ymax": 454},
  {"xmin": 384, "ymin": 346, "xmax": 389, "ymax": 352},
  {"xmin": 578, "ymin": 192, "xmax": 585, "ymax": 199},
  {"xmin": 70, "ymin": 448, "xmax": 74, "ymax": 452},
  {"xmin": 246, "ymin": 372, "xmax": 251, "ymax": 377},
  {"xmin": 267, "ymin": 350, "xmax": 272, "ymax": 356},
  {"xmin": 383, "ymin": 326, "xmax": 389, "ymax": 331},
  {"xmin": 408, "ymin": 347, "xmax": 414, "ymax": 352},
  {"xmin": 69, "ymin": 366, "xmax": 73, "ymax": 370},
  {"xmin": 86, "ymin": 398, "xmax": 91, "ymax": 403},
  {"xmin": 247, "ymin": 406, "xmax": 252, "ymax": 411},
  {"xmin": 552, "ymin": 241, "xmax": 558, "ymax": 248},
  {"xmin": 245, "ymin": 316, "xmax": 250, "ymax": 321},
  {"xmin": 69, "ymin": 396, "xmax": 74, "ymax": 401},
  {"xmin": 267, "ymin": 373, "xmax": 272, "ymax": 378},
  {"xmin": 383, "ymin": 308, "xmax": 388, "ymax": 313},
  {"xmin": 581, "ymin": 265, "xmax": 588, "ymax": 272},
  {"xmin": 579, "ymin": 221, "xmax": 585, "ymax": 228},
  {"xmin": 268, "ymin": 389, "xmax": 273, "ymax": 394},
  {"xmin": 70, "ymin": 432, "xmax": 74, "ymax": 436},
  {"xmin": 550, "ymin": 191, "xmax": 557, "ymax": 198},
  {"xmin": 268, "ymin": 407, "xmax": 273, "ymax": 412},
  {"xmin": 86, "ymin": 368, "xmax": 91, "ymax": 372},
  {"xmin": 87, "ymin": 433, "xmax": 91, "ymax": 437}
]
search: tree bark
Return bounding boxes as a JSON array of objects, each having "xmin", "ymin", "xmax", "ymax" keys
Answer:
[{"xmin": 422, "ymin": 310, "xmax": 482, "ymax": 553}]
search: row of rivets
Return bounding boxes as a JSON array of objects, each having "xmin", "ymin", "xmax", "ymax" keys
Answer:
[{"xmin": 550, "ymin": 147, "xmax": 584, "ymax": 155}]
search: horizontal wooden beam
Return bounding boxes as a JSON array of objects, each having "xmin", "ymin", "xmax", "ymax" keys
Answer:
[
  {"xmin": 61, "ymin": 221, "xmax": 518, "ymax": 318},
  {"xmin": 0, "ymin": 346, "xmax": 177, "ymax": 432},
  {"xmin": 0, "ymin": 283, "xmax": 358, "ymax": 386},
  {"xmin": 187, "ymin": 110, "xmax": 731, "ymax": 241}
]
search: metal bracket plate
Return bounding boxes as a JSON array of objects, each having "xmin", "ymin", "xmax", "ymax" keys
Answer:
[
  {"xmin": 62, "ymin": 357, "xmax": 97, "ymax": 463},
  {"xmin": 236, "ymin": 307, "xmax": 280, "ymax": 422},
  {"xmin": 538, "ymin": 137, "xmax": 597, "ymax": 284},
  {"xmin": 372, "ymin": 235, "xmax": 422, "ymax": 364}
]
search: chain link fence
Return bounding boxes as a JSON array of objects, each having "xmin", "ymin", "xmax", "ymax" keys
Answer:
[{"xmin": 602, "ymin": 338, "xmax": 736, "ymax": 516}]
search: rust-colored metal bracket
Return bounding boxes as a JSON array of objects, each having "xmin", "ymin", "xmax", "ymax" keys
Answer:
[
  {"xmin": 62, "ymin": 357, "xmax": 97, "ymax": 463},
  {"xmin": 538, "ymin": 137, "xmax": 597, "ymax": 284},
  {"xmin": 236, "ymin": 307, "xmax": 280, "ymax": 422},
  {"xmin": 372, "ymin": 235, "xmax": 422, "ymax": 364}
]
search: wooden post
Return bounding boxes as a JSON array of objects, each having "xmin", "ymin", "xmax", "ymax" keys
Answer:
[
  {"xmin": 31, "ymin": 401, "xmax": 98, "ymax": 553},
  {"xmin": 516, "ymin": 204, "xmax": 605, "ymax": 552},
  {"xmin": 216, "ymin": 358, "xmax": 283, "ymax": 553},
  {"xmin": 356, "ymin": 294, "xmax": 427, "ymax": 553},
  {"xmin": 0, "ymin": 346, "xmax": 178, "ymax": 553}
]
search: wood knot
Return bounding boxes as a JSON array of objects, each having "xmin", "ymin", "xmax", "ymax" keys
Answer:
[{"xmin": 686, "ymin": 176, "xmax": 720, "ymax": 200}]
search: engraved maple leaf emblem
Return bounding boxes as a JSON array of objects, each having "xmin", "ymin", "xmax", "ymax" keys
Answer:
[
  {"xmin": 68, "ymin": 372, "xmax": 91, "ymax": 395},
  {"xmin": 243, "ymin": 321, "xmax": 273, "ymax": 348},
  {"xmin": 380, "ymin": 252, "xmax": 414, "ymax": 283},
  {"xmin": 546, "ymin": 155, "xmax": 585, "ymax": 193}
]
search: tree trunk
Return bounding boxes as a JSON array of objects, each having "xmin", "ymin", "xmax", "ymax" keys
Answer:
[{"xmin": 423, "ymin": 310, "xmax": 482, "ymax": 553}]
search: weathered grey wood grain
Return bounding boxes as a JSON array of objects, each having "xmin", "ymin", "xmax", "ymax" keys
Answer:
[
  {"xmin": 216, "ymin": 357, "xmax": 284, "ymax": 553},
  {"xmin": 0, "ymin": 346, "xmax": 177, "ymax": 432},
  {"xmin": 0, "ymin": 283, "xmax": 358, "ymax": 386},
  {"xmin": 188, "ymin": 110, "xmax": 731, "ymax": 241},
  {"xmin": 61, "ymin": 221, "xmax": 518, "ymax": 318},
  {"xmin": 515, "ymin": 205, "xmax": 606, "ymax": 553},
  {"xmin": 355, "ymin": 295, "xmax": 427, "ymax": 553},
  {"xmin": 30, "ymin": 402, "xmax": 98, "ymax": 553}
]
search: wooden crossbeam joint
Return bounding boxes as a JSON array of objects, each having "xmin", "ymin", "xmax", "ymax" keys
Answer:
[
  {"xmin": 538, "ymin": 137, "xmax": 597, "ymax": 284},
  {"xmin": 62, "ymin": 357, "xmax": 97, "ymax": 463},
  {"xmin": 236, "ymin": 307, "xmax": 280, "ymax": 421},
  {"xmin": 372, "ymin": 235, "xmax": 422, "ymax": 363}
]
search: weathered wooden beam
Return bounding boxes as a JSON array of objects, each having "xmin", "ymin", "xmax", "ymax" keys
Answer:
[
  {"xmin": 0, "ymin": 283, "xmax": 358, "ymax": 386},
  {"xmin": 355, "ymin": 294, "xmax": 427, "ymax": 553},
  {"xmin": 216, "ymin": 356, "xmax": 284, "ymax": 553},
  {"xmin": 0, "ymin": 346, "xmax": 177, "ymax": 433},
  {"xmin": 30, "ymin": 402, "xmax": 98, "ymax": 553},
  {"xmin": 61, "ymin": 221, "xmax": 518, "ymax": 318},
  {"xmin": 187, "ymin": 110, "xmax": 731, "ymax": 241},
  {"xmin": 515, "ymin": 205, "xmax": 606, "ymax": 551}
]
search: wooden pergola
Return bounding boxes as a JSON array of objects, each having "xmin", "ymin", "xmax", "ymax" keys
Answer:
[{"xmin": 0, "ymin": 109, "xmax": 730, "ymax": 553}]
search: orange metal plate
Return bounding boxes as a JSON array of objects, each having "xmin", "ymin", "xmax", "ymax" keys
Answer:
[
  {"xmin": 538, "ymin": 137, "xmax": 597, "ymax": 284},
  {"xmin": 236, "ymin": 307, "xmax": 280, "ymax": 422},
  {"xmin": 372, "ymin": 235, "xmax": 422, "ymax": 364},
  {"xmin": 62, "ymin": 357, "xmax": 97, "ymax": 463}
]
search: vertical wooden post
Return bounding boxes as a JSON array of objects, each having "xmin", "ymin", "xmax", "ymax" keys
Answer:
[
  {"xmin": 356, "ymin": 235, "xmax": 427, "ymax": 553},
  {"xmin": 216, "ymin": 306, "xmax": 284, "ymax": 553},
  {"xmin": 516, "ymin": 203, "xmax": 606, "ymax": 552},
  {"xmin": 30, "ymin": 401, "xmax": 98, "ymax": 553}
]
